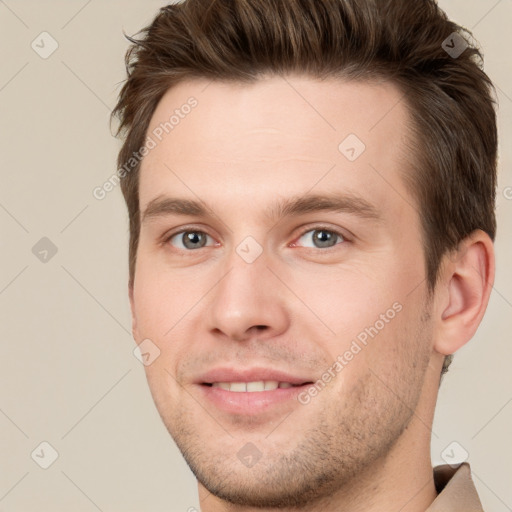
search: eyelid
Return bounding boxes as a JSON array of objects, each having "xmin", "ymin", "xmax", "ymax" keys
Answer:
[
  {"xmin": 162, "ymin": 225, "xmax": 218, "ymax": 248},
  {"xmin": 290, "ymin": 224, "xmax": 351, "ymax": 248},
  {"xmin": 161, "ymin": 223, "xmax": 351, "ymax": 250}
]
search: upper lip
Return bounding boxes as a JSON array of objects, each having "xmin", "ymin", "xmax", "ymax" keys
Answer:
[{"xmin": 197, "ymin": 367, "xmax": 314, "ymax": 385}]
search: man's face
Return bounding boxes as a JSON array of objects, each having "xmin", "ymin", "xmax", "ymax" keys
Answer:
[{"xmin": 131, "ymin": 76, "xmax": 436, "ymax": 507}]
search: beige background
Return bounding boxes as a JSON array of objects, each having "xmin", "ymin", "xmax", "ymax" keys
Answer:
[{"xmin": 1, "ymin": 1, "xmax": 511, "ymax": 510}]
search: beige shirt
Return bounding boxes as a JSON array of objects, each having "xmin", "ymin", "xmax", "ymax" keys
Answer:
[{"xmin": 427, "ymin": 463, "xmax": 484, "ymax": 511}]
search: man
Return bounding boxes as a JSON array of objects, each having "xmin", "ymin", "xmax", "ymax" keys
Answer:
[{"xmin": 112, "ymin": 0, "xmax": 497, "ymax": 510}]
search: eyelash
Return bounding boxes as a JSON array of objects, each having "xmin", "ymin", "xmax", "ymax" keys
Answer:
[
  {"xmin": 162, "ymin": 225, "xmax": 348, "ymax": 251},
  {"xmin": 290, "ymin": 226, "xmax": 347, "ymax": 250}
]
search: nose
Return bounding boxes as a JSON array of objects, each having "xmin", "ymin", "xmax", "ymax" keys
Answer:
[{"xmin": 206, "ymin": 249, "xmax": 290, "ymax": 342}]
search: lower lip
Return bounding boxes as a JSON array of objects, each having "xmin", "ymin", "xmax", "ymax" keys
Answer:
[{"xmin": 198, "ymin": 384, "xmax": 309, "ymax": 415}]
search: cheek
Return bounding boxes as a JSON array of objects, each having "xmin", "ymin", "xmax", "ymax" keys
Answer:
[
  {"xmin": 133, "ymin": 258, "xmax": 202, "ymax": 339},
  {"xmin": 132, "ymin": 262, "xmax": 210, "ymax": 380},
  {"xmin": 132, "ymin": 271, "xmax": 185, "ymax": 400},
  {"xmin": 318, "ymin": 302, "xmax": 428, "ymax": 412},
  {"xmin": 287, "ymin": 265, "xmax": 422, "ymax": 379},
  {"xmin": 360, "ymin": 296, "xmax": 432, "ymax": 390},
  {"xmin": 287, "ymin": 264, "xmax": 402, "ymax": 338},
  {"xmin": 132, "ymin": 277, "xmax": 171, "ymax": 339}
]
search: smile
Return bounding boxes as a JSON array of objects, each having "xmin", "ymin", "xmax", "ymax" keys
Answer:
[{"xmin": 208, "ymin": 381, "xmax": 301, "ymax": 392}]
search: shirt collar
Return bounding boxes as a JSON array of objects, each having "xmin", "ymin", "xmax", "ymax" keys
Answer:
[{"xmin": 426, "ymin": 463, "xmax": 483, "ymax": 511}]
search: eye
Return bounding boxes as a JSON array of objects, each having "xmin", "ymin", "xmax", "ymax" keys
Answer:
[
  {"xmin": 167, "ymin": 230, "xmax": 216, "ymax": 250},
  {"xmin": 295, "ymin": 228, "xmax": 345, "ymax": 249}
]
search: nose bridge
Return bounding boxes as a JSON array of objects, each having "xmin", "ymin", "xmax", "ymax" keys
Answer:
[{"xmin": 206, "ymin": 242, "xmax": 289, "ymax": 340}]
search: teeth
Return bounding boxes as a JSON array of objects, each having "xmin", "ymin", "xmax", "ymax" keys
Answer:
[
  {"xmin": 230, "ymin": 382, "xmax": 247, "ymax": 392},
  {"xmin": 211, "ymin": 381, "xmax": 297, "ymax": 392},
  {"xmin": 247, "ymin": 381, "xmax": 265, "ymax": 392}
]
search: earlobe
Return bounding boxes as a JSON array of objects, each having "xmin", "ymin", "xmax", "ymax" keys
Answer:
[{"xmin": 434, "ymin": 230, "xmax": 495, "ymax": 356}]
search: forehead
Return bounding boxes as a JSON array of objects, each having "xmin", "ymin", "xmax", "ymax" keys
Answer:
[{"xmin": 139, "ymin": 75, "xmax": 416, "ymax": 222}]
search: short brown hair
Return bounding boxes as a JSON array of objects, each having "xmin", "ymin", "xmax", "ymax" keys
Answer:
[{"xmin": 112, "ymin": 0, "xmax": 497, "ymax": 372}]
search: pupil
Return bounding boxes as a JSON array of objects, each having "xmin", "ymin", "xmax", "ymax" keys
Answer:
[
  {"xmin": 184, "ymin": 232, "xmax": 205, "ymax": 249},
  {"xmin": 314, "ymin": 230, "xmax": 334, "ymax": 248}
]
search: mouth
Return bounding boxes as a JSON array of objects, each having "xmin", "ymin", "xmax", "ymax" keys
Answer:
[
  {"xmin": 203, "ymin": 381, "xmax": 309, "ymax": 392},
  {"xmin": 196, "ymin": 368, "xmax": 315, "ymax": 415}
]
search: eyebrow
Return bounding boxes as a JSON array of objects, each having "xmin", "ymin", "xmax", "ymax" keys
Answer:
[{"xmin": 141, "ymin": 193, "xmax": 381, "ymax": 224}]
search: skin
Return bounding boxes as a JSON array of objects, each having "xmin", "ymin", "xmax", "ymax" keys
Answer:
[{"xmin": 129, "ymin": 75, "xmax": 494, "ymax": 511}]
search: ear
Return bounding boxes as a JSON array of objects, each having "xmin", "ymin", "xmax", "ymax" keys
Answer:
[
  {"xmin": 433, "ymin": 230, "xmax": 495, "ymax": 356},
  {"xmin": 128, "ymin": 281, "xmax": 140, "ymax": 342}
]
